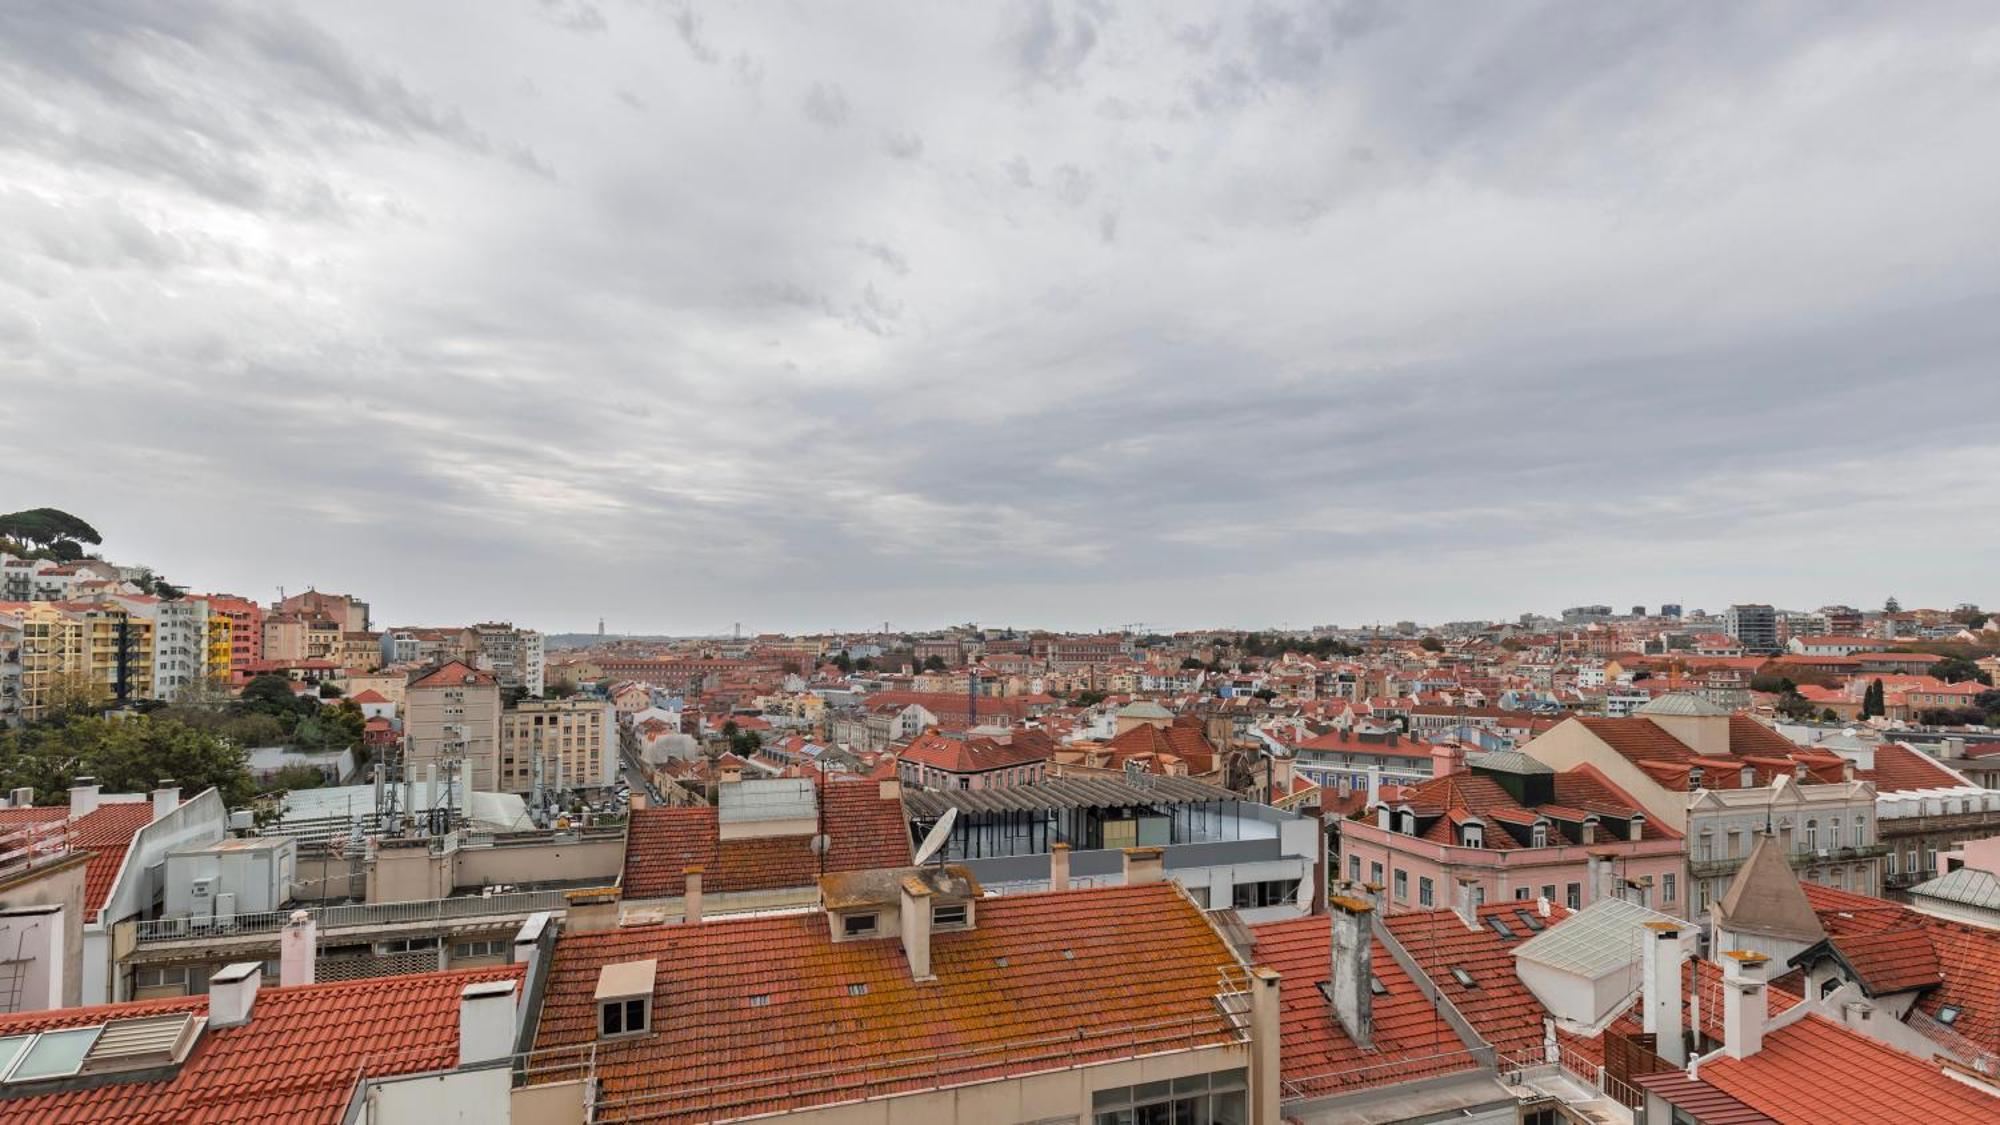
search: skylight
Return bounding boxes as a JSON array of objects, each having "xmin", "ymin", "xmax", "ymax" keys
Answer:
[
  {"xmin": 1514, "ymin": 911, "xmax": 1544, "ymax": 932},
  {"xmin": 1488, "ymin": 916, "xmax": 1516, "ymax": 939},
  {"xmin": 1938, "ymin": 1005, "xmax": 1962, "ymax": 1025},
  {"xmin": 846, "ymin": 983, "xmax": 869, "ymax": 997},
  {"xmin": 7, "ymin": 1027, "xmax": 100, "ymax": 1082},
  {"xmin": 1368, "ymin": 975, "xmax": 1387, "ymax": 996},
  {"xmin": 1450, "ymin": 967, "xmax": 1479, "ymax": 989}
]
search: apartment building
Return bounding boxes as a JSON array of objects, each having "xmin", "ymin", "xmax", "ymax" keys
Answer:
[
  {"xmin": 273, "ymin": 588, "xmax": 371, "ymax": 633},
  {"xmin": 1685, "ymin": 773, "xmax": 1883, "ymax": 916},
  {"xmin": 404, "ymin": 661, "xmax": 502, "ymax": 790},
  {"xmin": 109, "ymin": 594, "xmax": 208, "ymax": 701},
  {"xmin": 1724, "ymin": 603, "xmax": 1779, "ymax": 653},
  {"xmin": 0, "ymin": 605, "xmax": 22, "ymax": 725},
  {"xmin": 894, "ymin": 728, "xmax": 1052, "ymax": 790},
  {"xmin": 473, "ymin": 621, "xmax": 544, "ymax": 696},
  {"xmin": 498, "ymin": 696, "xmax": 617, "ymax": 793},
  {"xmin": 15, "ymin": 602, "xmax": 153, "ymax": 719},
  {"xmin": 197, "ymin": 593, "xmax": 263, "ymax": 681}
]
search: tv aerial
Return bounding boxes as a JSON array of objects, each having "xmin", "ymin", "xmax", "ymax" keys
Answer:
[{"xmin": 912, "ymin": 806, "xmax": 959, "ymax": 867}]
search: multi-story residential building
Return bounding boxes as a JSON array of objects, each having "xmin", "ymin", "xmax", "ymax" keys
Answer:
[
  {"xmin": 272, "ymin": 587, "xmax": 370, "ymax": 633},
  {"xmin": 1288, "ymin": 725, "xmax": 1439, "ymax": 797},
  {"xmin": 334, "ymin": 630, "xmax": 381, "ymax": 673},
  {"xmin": 197, "ymin": 593, "xmax": 263, "ymax": 681},
  {"xmin": 404, "ymin": 660, "xmax": 502, "ymax": 790},
  {"xmin": 498, "ymin": 696, "xmax": 617, "ymax": 794},
  {"xmin": 15, "ymin": 601, "xmax": 154, "ymax": 716},
  {"xmin": 110, "ymin": 593, "xmax": 207, "ymax": 701},
  {"xmin": 1724, "ymin": 603, "xmax": 1780, "ymax": 653},
  {"xmin": 474, "ymin": 621, "xmax": 544, "ymax": 696},
  {"xmin": 905, "ymin": 774, "xmax": 1322, "ymax": 921},
  {"xmin": 261, "ymin": 612, "xmax": 306, "ymax": 663},
  {"xmin": 1685, "ymin": 772, "xmax": 1883, "ymax": 917},
  {"xmin": 894, "ymin": 728, "xmax": 1052, "ymax": 790},
  {"xmin": 0, "ymin": 604, "xmax": 22, "ymax": 725},
  {"xmin": 1341, "ymin": 748, "xmax": 1688, "ymax": 916}
]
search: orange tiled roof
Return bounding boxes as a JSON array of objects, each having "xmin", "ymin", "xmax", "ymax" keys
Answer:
[
  {"xmin": 1857, "ymin": 743, "xmax": 1966, "ymax": 792},
  {"xmin": 1250, "ymin": 914, "xmax": 1476, "ymax": 1099},
  {"xmin": 1801, "ymin": 883, "xmax": 2000, "ymax": 1055},
  {"xmin": 620, "ymin": 781, "xmax": 910, "ymax": 899},
  {"xmin": 1824, "ymin": 927, "xmax": 1944, "ymax": 995},
  {"xmin": 896, "ymin": 730, "xmax": 1049, "ymax": 774},
  {"xmin": 0, "ymin": 964, "xmax": 522, "ymax": 1123},
  {"xmin": 407, "ymin": 660, "xmax": 494, "ymax": 689},
  {"xmin": 532, "ymin": 882, "xmax": 1241, "ymax": 1121},
  {"xmin": 1695, "ymin": 1013, "xmax": 1999, "ymax": 1122},
  {"xmin": 0, "ymin": 802, "xmax": 157, "ymax": 922},
  {"xmin": 1381, "ymin": 903, "xmax": 1571, "ymax": 1054}
]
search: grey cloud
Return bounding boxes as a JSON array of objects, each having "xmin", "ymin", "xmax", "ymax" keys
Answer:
[
  {"xmin": 662, "ymin": 0, "xmax": 720, "ymax": 63},
  {"xmin": 854, "ymin": 240, "xmax": 910, "ymax": 275},
  {"xmin": 881, "ymin": 130, "xmax": 925, "ymax": 159},
  {"xmin": 801, "ymin": 81, "xmax": 850, "ymax": 128},
  {"xmin": 1011, "ymin": 0, "xmax": 1102, "ymax": 87},
  {"xmin": 536, "ymin": 0, "xmax": 607, "ymax": 34}
]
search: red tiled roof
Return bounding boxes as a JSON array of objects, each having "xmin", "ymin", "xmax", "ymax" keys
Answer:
[
  {"xmin": 1801, "ymin": 883, "xmax": 2000, "ymax": 1055},
  {"xmin": 1382, "ymin": 903, "xmax": 1571, "ymax": 1054},
  {"xmin": 1696, "ymin": 1013, "xmax": 2000, "ymax": 1122},
  {"xmin": 0, "ymin": 964, "xmax": 522, "ymax": 1124},
  {"xmin": 1825, "ymin": 927, "xmax": 1943, "ymax": 995},
  {"xmin": 896, "ymin": 730, "xmax": 1049, "ymax": 774},
  {"xmin": 1104, "ymin": 722, "xmax": 1218, "ymax": 773},
  {"xmin": 0, "ymin": 802, "xmax": 157, "ymax": 922},
  {"xmin": 1857, "ymin": 743, "xmax": 1966, "ymax": 793},
  {"xmin": 346, "ymin": 689, "xmax": 389, "ymax": 704},
  {"xmin": 532, "ymin": 882, "xmax": 1240, "ymax": 1121},
  {"xmin": 621, "ymin": 781, "xmax": 910, "ymax": 899},
  {"xmin": 407, "ymin": 660, "xmax": 495, "ymax": 689},
  {"xmin": 1251, "ymin": 914, "xmax": 1477, "ymax": 1100}
]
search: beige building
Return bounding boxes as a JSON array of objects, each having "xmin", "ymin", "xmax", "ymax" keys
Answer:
[
  {"xmin": 17, "ymin": 601, "xmax": 154, "ymax": 718},
  {"xmin": 404, "ymin": 660, "xmax": 502, "ymax": 790},
  {"xmin": 499, "ymin": 696, "xmax": 618, "ymax": 793}
]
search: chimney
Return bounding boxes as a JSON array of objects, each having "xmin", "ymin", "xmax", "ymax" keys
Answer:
[
  {"xmin": 68, "ymin": 777, "xmax": 100, "ymax": 818},
  {"xmin": 565, "ymin": 888, "xmax": 621, "ymax": 933},
  {"xmin": 1841, "ymin": 998, "xmax": 1874, "ymax": 1029},
  {"xmin": 899, "ymin": 875, "xmax": 934, "ymax": 981},
  {"xmin": 1721, "ymin": 950, "xmax": 1771, "ymax": 1060},
  {"xmin": 1122, "ymin": 846, "xmax": 1164, "ymax": 885},
  {"xmin": 628, "ymin": 788, "xmax": 648, "ymax": 811},
  {"xmin": 1454, "ymin": 877, "xmax": 1481, "ymax": 930},
  {"xmin": 208, "ymin": 962, "xmax": 263, "ymax": 1028},
  {"xmin": 719, "ymin": 763, "xmax": 743, "ymax": 785},
  {"xmin": 1841, "ymin": 760, "xmax": 1855, "ymax": 782},
  {"xmin": 1580, "ymin": 818, "xmax": 1597, "ymax": 845},
  {"xmin": 682, "ymin": 867, "xmax": 703, "ymax": 924},
  {"xmin": 1365, "ymin": 765, "xmax": 1381, "ymax": 808},
  {"xmin": 1049, "ymin": 842, "xmax": 1070, "ymax": 892},
  {"xmin": 1587, "ymin": 850, "xmax": 1621, "ymax": 904},
  {"xmin": 152, "ymin": 781, "xmax": 180, "ymax": 821},
  {"xmin": 1430, "ymin": 743, "xmax": 1461, "ymax": 778},
  {"xmin": 1248, "ymin": 966, "xmax": 1283, "ymax": 1125},
  {"xmin": 458, "ymin": 978, "xmax": 518, "ymax": 1067},
  {"xmin": 1328, "ymin": 894, "xmax": 1374, "ymax": 1048},
  {"xmin": 878, "ymin": 778, "xmax": 902, "ymax": 801},
  {"xmin": 1629, "ymin": 815, "xmax": 1646, "ymax": 843},
  {"xmin": 279, "ymin": 910, "xmax": 316, "ymax": 987},
  {"xmin": 1642, "ymin": 921, "xmax": 1686, "ymax": 1065}
]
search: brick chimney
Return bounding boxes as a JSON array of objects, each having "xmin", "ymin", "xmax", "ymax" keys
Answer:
[
  {"xmin": 1122, "ymin": 846, "xmax": 1164, "ymax": 886},
  {"xmin": 1328, "ymin": 894, "xmax": 1374, "ymax": 1048},
  {"xmin": 208, "ymin": 963, "xmax": 262, "ymax": 1028},
  {"xmin": 1049, "ymin": 842, "xmax": 1070, "ymax": 892},
  {"xmin": 682, "ymin": 867, "xmax": 703, "ymax": 924},
  {"xmin": 1642, "ymin": 921, "xmax": 1685, "ymax": 1065},
  {"xmin": 279, "ymin": 910, "xmax": 316, "ymax": 987},
  {"xmin": 1721, "ymin": 950, "xmax": 1771, "ymax": 1059},
  {"xmin": 899, "ymin": 876, "xmax": 934, "ymax": 982}
]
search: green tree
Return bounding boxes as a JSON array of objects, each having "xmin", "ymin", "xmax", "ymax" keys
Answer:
[
  {"xmin": 830, "ymin": 651, "xmax": 853, "ymax": 674},
  {"xmin": 728, "ymin": 730, "xmax": 762, "ymax": 757},
  {"xmin": 1418, "ymin": 636, "xmax": 1443, "ymax": 652},
  {"xmin": 1861, "ymin": 678, "xmax": 1886, "ymax": 719},
  {"xmin": 1884, "ymin": 596, "xmax": 1902, "ymax": 614},
  {"xmin": 0, "ymin": 715, "xmax": 253, "ymax": 807},
  {"xmin": 1820, "ymin": 708, "xmax": 1839, "ymax": 723},
  {"xmin": 264, "ymin": 763, "xmax": 329, "ymax": 792},
  {"xmin": 922, "ymin": 654, "xmax": 947, "ymax": 672},
  {"xmin": 1929, "ymin": 657, "xmax": 1992, "ymax": 686},
  {"xmin": 0, "ymin": 507, "xmax": 102, "ymax": 554}
]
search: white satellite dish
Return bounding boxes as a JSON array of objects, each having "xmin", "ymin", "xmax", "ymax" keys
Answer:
[{"xmin": 912, "ymin": 806, "xmax": 959, "ymax": 866}]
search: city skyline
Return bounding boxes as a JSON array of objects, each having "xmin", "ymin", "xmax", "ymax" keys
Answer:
[{"xmin": 7, "ymin": 2, "xmax": 2000, "ymax": 634}]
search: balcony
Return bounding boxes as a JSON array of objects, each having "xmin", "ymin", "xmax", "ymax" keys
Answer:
[{"xmin": 132, "ymin": 887, "xmax": 575, "ymax": 945}]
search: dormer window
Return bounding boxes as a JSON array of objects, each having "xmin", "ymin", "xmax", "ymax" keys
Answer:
[
  {"xmin": 842, "ymin": 912, "xmax": 879, "ymax": 938},
  {"xmin": 1400, "ymin": 811, "xmax": 1417, "ymax": 836},
  {"xmin": 1462, "ymin": 824, "xmax": 1483, "ymax": 848},
  {"xmin": 595, "ymin": 959, "xmax": 656, "ymax": 1040},
  {"xmin": 1740, "ymin": 766, "xmax": 1756, "ymax": 788},
  {"xmin": 1532, "ymin": 822, "xmax": 1549, "ymax": 848}
]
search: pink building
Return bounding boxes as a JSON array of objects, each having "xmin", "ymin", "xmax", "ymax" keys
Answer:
[
  {"xmin": 896, "ymin": 729, "xmax": 1052, "ymax": 790},
  {"xmin": 1340, "ymin": 744, "xmax": 1688, "ymax": 917}
]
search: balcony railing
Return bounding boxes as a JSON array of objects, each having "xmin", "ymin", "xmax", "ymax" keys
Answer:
[{"xmin": 133, "ymin": 887, "xmax": 575, "ymax": 944}]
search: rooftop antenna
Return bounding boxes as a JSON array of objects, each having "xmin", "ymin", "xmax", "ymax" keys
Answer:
[{"xmin": 912, "ymin": 806, "xmax": 959, "ymax": 868}]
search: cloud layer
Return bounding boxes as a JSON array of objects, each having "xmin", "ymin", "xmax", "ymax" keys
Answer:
[{"xmin": 4, "ymin": 1, "xmax": 1999, "ymax": 632}]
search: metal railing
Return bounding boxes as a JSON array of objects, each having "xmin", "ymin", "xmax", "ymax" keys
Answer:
[
  {"xmin": 0, "ymin": 819, "xmax": 72, "ymax": 880},
  {"xmin": 133, "ymin": 887, "xmax": 574, "ymax": 944},
  {"xmin": 1280, "ymin": 1047, "xmax": 1491, "ymax": 1104},
  {"xmin": 1500, "ymin": 1046, "xmax": 1647, "ymax": 1118}
]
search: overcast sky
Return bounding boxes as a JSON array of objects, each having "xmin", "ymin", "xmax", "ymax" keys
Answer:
[{"xmin": 5, "ymin": 2, "xmax": 1999, "ymax": 634}]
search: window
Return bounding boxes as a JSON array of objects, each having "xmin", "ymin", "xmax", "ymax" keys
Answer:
[
  {"xmin": 1830, "ymin": 817, "xmax": 1841, "ymax": 848},
  {"xmin": 932, "ymin": 903, "xmax": 969, "ymax": 929},
  {"xmin": 1663, "ymin": 874, "xmax": 1677, "ymax": 903},
  {"xmin": 842, "ymin": 913, "xmax": 879, "ymax": 938},
  {"xmin": 600, "ymin": 998, "xmax": 648, "ymax": 1037},
  {"xmin": 1531, "ymin": 823, "xmax": 1548, "ymax": 848},
  {"xmin": 1698, "ymin": 831, "xmax": 1713, "ymax": 861},
  {"xmin": 1514, "ymin": 887, "xmax": 1531, "ymax": 901},
  {"xmin": 1418, "ymin": 877, "xmax": 1434, "ymax": 907},
  {"xmin": 1232, "ymin": 879, "xmax": 1301, "ymax": 910},
  {"xmin": 1540, "ymin": 885, "xmax": 1556, "ymax": 902},
  {"xmin": 1462, "ymin": 824, "xmax": 1483, "ymax": 848},
  {"xmin": 1938, "ymin": 1005, "xmax": 1962, "ymax": 1025},
  {"xmin": 1401, "ymin": 811, "xmax": 1417, "ymax": 835},
  {"xmin": 1091, "ymin": 1067, "xmax": 1246, "ymax": 1125},
  {"xmin": 1804, "ymin": 819, "xmax": 1818, "ymax": 851},
  {"xmin": 1348, "ymin": 854, "xmax": 1361, "ymax": 882},
  {"xmin": 1449, "ymin": 966, "xmax": 1479, "ymax": 989},
  {"xmin": 1369, "ymin": 861, "xmax": 1383, "ymax": 886},
  {"xmin": 1853, "ymin": 817, "xmax": 1867, "ymax": 847},
  {"xmin": 452, "ymin": 939, "xmax": 507, "ymax": 959},
  {"xmin": 1565, "ymin": 883, "xmax": 1581, "ymax": 910},
  {"xmin": 1926, "ymin": 846, "xmax": 1939, "ymax": 873},
  {"xmin": 1393, "ymin": 870, "xmax": 1408, "ymax": 901}
]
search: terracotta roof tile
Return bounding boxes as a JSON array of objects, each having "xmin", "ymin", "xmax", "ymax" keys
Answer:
[
  {"xmin": 0, "ymin": 802, "xmax": 157, "ymax": 921},
  {"xmin": 532, "ymin": 882, "xmax": 1239, "ymax": 1121},
  {"xmin": 621, "ymin": 781, "xmax": 910, "ymax": 899},
  {"xmin": 1826, "ymin": 927, "xmax": 1944, "ymax": 995},
  {"xmin": 1802, "ymin": 883, "xmax": 2000, "ymax": 1055},
  {"xmin": 1696, "ymin": 1013, "xmax": 2000, "ymax": 1122},
  {"xmin": 0, "ymin": 964, "xmax": 522, "ymax": 1123}
]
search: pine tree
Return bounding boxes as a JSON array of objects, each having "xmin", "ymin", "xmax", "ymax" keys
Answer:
[{"xmin": 1861, "ymin": 678, "xmax": 1885, "ymax": 718}]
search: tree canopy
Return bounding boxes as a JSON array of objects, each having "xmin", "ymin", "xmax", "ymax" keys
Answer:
[
  {"xmin": 0, "ymin": 507, "xmax": 102, "ymax": 553},
  {"xmin": 0, "ymin": 715, "xmax": 254, "ymax": 807}
]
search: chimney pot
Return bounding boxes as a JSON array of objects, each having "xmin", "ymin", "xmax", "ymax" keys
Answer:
[
  {"xmin": 279, "ymin": 910, "xmax": 316, "ymax": 987},
  {"xmin": 1049, "ymin": 842, "xmax": 1071, "ymax": 892},
  {"xmin": 1722, "ymin": 950, "xmax": 1771, "ymax": 1060}
]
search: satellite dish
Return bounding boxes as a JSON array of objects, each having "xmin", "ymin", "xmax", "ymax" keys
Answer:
[{"xmin": 912, "ymin": 806, "xmax": 959, "ymax": 866}]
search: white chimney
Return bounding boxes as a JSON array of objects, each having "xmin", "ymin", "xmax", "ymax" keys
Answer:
[
  {"xmin": 1587, "ymin": 851, "xmax": 1620, "ymax": 904},
  {"xmin": 208, "ymin": 962, "xmax": 263, "ymax": 1028},
  {"xmin": 682, "ymin": 866, "xmax": 703, "ymax": 924},
  {"xmin": 1642, "ymin": 921, "xmax": 1685, "ymax": 1065},
  {"xmin": 68, "ymin": 778, "xmax": 100, "ymax": 818},
  {"xmin": 899, "ymin": 875, "xmax": 934, "ymax": 982},
  {"xmin": 458, "ymin": 979, "xmax": 518, "ymax": 1067},
  {"xmin": 1328, "ymin": 892, "xmax": 1374, "ymax": 1048},
  {"xmin": 1721, "ymin": 950, "xmax": 1771, "ymax": 1060},
  {"xmin": 1453, "ymin": 878, "xmax": 1481, "ymax": 931},
  {"xmin": 878, "ymin": 778, "xmax": 902, "ymax": 801},
  {"xmin": 1122, "ymin": 847, "xmax": 1164, "ymax": 885},
  {"xmin": 1049, "ymin": 842, "xmax": 1070, "ymax": 892},
  {"xmin": 279, "ymin": 910, "xmax": 316, "ymax": 987},
  {"xmin": 152, "ymin": 782, "xmax": 180, "ymax": 821}
]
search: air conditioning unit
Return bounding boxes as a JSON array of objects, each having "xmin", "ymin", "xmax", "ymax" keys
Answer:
[{"xmin": 157, "ymin": 916, "xmax": 190, "ymax": 938}]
